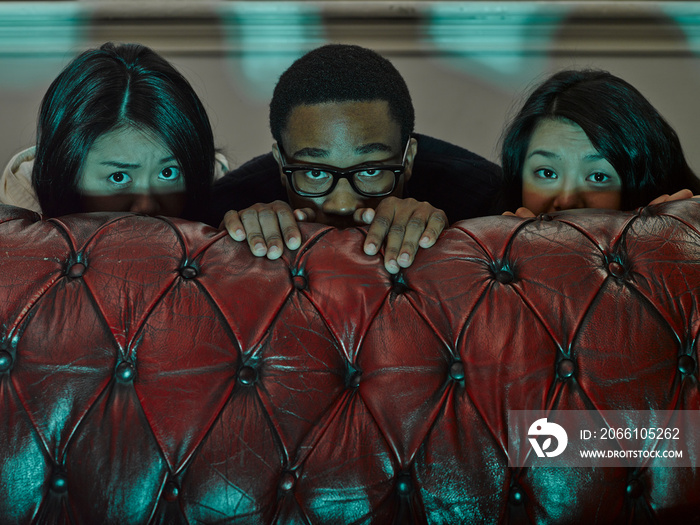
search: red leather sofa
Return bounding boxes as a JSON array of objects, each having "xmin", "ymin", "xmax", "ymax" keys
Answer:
[{"xmin": 0, "ymin": 201, "xmax": 698, "ymax": 524}]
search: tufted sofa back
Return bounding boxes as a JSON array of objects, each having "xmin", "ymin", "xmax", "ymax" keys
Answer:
[{"xmin": 0, "ymin": 201, "xmax": 699, "ymax": 524}]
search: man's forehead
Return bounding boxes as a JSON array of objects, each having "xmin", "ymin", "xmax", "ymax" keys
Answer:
[{"xmin": 281, "ymin": 100, "xmax": 402, "ymax": 155}]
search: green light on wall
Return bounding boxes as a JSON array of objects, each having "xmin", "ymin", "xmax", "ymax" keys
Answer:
[{"xmin": 218, "ymin": 2, "xmax": 326, "ymax": 102}]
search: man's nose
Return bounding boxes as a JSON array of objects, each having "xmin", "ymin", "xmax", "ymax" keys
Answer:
[
  {"xmin": 322, "ymin": 178, "xmax": 362, "ymax": 216},
  {"xmin": 129, "ymin": 193, "xmax": 160, "ymax": 215}
]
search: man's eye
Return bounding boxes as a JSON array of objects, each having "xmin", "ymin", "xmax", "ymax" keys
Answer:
[
  {"xmin": 534, "ymin": 169, "xmax": 557, "ymax": 179},
  {"xmin": 356, "ymin": 169, "xmax": 382, "ymax": 178},
  {"xmin": 587, "ymin": 172, "xmax": 611, "ymax": 183},
  {"xmin": 159, "ymin": 166, "xmax": 181, "ymax": 181},
  {"xmin": 304, "ymin": 169, "xmax": 331, "ymax": 180},
  {"xmin": 108, "ymin": 172, "xmax": 131, "ymax": 185}
]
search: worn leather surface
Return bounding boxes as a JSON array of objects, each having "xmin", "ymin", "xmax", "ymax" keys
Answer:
[{"xmin": 0, "ymin": 201, "xmax": 698, "ymax": 524}]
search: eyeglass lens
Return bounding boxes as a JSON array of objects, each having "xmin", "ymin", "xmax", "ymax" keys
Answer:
[{"xmin": 292, "ymin": 168, "xmax": 396, "ymax": 196}]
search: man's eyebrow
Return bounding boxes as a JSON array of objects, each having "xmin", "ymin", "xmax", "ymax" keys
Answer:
[
  {"xmin": 291, "ymin": 147, "xmax": 329, "ymax": 158},
  {"xmin": 356, "ymin": 142, "xmax": 394, "ymax": 155}
]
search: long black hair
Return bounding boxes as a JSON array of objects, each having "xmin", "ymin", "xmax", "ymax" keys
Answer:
[
  {"xmin": 33, "ymin": 42, "xmax": 215, "ymax": 219},
  {"xmin": 501, "ymin": 69, "xmax": 699, "ymax": 210}
]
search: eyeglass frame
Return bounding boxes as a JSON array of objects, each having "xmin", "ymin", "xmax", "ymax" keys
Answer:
[{"xmin": 277, "ymin": 138, "xmax": 412, "ymax": 198}]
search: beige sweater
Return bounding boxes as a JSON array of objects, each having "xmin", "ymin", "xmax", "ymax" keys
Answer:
[
  {"xmin": 0, "ymin": 147, "xmax": 40, "ymax": 212},
  {"xmin": 0, "ymin": 147, "xmax": 230, "ymax": 214}
]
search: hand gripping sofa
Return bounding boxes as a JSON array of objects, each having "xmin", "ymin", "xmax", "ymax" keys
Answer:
[{"xmin": 0, "ymin": 200, "xmax": 699, "ymax": 524}]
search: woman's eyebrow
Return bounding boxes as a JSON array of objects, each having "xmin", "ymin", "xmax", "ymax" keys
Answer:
[
  {"xmin": 527, "ymin": 149, "xmax": 559, "ymax": 160},
  {"xmin": 100, "ymin": 160, "xmax": 140, "ymax": 169}
]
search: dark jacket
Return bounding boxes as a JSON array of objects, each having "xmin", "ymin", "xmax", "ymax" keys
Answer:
[{"xmin": 206, "ymin": 134, "xmax": 505, "ymax": 226}]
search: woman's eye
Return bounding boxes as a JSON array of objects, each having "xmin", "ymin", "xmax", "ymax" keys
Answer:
[
  {"xmin": 587, "ymin": 172, "xmax": 611, "ymax": 183},
  {"xmin": 159, "ymin": 166, "xmax": 182, "ymax": 181},
  {"xmin": 108, "ymin": 172, "xmax": 131, "ymax": 185},
  {"xmin": 534, "ymin": 169, "xmax": 557, "ymax": 179}
]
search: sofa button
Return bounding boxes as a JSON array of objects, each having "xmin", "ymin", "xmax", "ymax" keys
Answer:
[
  {"xmin": 279, "ymin": 471, "xmax": 295, "ymax": 492},
  {"xmin": 509, "ymin": 486, "xmax": 524, "ymax": 505},
  {"xmin": 396, "ymin": 473, "xmax": 412, "ymax": 495},
  {"xmin": 678, "ymin": 355, "xmax": 696, "ymax": 375},
  {"xmin": 495, "ymin": 269, "xmax": 513, "ymax": 284},
  {"xmin": 0, "ymin": 351, "xmax": 12, "ymax": 372},
  {"xmin": 50, "ymin": 472, "xmax": 68, "ymax": 493},
  {"xmin": 163, "ymin": 480, "xmax": 180, "ymax": 501},
  {"xmin": 238, "ymin": 365, "xmax": 257, "ymax": 386},
  {"xmin": 116, "ymin": 362, "xmax": 136, "ymax": 382},
  {"xmin": 626, "ymin": 479, "xmax": 643, "ymax": 498},
  {"xmin": 180, "ymin": 266, "xmax": 198, "ymax": 279},
  {"xmin": 539, "ymin": 213, "xmax": 553, "ymax": 221},
  {"xmin": 292, "ymin": 274, "xmax": 307, "ymax": 290},
  {"xmin": 557, "ymin": 359, "xmax": 575, "ymax": 379},
  {"xmin": 349, "ymin": 371, "xmax": 362, "ymax": 388},
  {"xmin": 449, "ymin": 361, "xmax": 465, "ymax": 381},
  {"xmin": 608, "ymin": 261, "xmax": 625, "ymax": 278},
  {"xmin": 68, "ymin": 263, "xmax": 86, "ymax": 278}
]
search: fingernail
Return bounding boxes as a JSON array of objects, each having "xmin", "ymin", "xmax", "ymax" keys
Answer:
[
  {"xmin": 288, "ymin": 237, "xmax": 301, "ymax": 250},
  {"xmin": 267, "ymin": 246, "xmax": 281, "ymax": 258},
  {"xmin": 365, "ymin": 243, "xmax": 377, "ymax": 255},
  {"xmin": 253, "ymin": 242, "xmax": 266, "ymax": 255},
  {"xmin": 398, "ymin": 253, "xmax": 410, "ymax": 265},
  {"xmin": 235, "ymin": 229, "xmax": 245, "ymax": 240},
  {"xmin": 419, "ymin": 236, "xmax": 430, "ymax": 247},
  {"xmin": 387, "ymin": 260, "xmax": 399, "ymax": 273}
]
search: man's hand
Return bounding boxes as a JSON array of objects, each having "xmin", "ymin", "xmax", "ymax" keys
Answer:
[
  {"xmin": 222, "ymin": 197, "xmax": 447, "ymax": 274},
  {"xmin": 222, "ymin": 201, "xmax": 301, "ymax": 260},
  {"xmin": 355, "ymin": 197, "xmax": 447, "ymax": 274}
]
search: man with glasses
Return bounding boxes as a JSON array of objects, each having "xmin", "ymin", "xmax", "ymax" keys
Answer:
[{"xmin": 210, "ymin": 44, "xmax": 504, "ymax": 273}]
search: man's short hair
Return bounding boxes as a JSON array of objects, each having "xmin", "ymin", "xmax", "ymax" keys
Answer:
[{"xmin": 269, "ymin": 44, "xmax": 415, "ymax": 145}]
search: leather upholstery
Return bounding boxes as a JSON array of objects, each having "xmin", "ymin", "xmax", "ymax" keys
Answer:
[{"xmin": 0, "ymin": 201, "xmax": 698, "ymax": 524}]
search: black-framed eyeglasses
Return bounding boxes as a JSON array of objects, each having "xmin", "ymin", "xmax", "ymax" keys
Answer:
[{"xmin": 278, "ymin": 139, "xmax": 411, "ymax": 198}]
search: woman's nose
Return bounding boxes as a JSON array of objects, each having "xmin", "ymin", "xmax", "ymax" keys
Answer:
[{"xmin": 129, "ymin": 193, "xmax": 160, "ymax": 215}]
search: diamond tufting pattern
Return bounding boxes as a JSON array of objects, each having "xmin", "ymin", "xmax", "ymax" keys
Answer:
[{"xmin": 0, "ymin": 201, "xmax": 699, "ymax": 524}]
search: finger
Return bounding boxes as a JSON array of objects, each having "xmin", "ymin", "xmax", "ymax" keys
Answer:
[
  {"xmin": 239, "ymin": 209, "xmax": 268, "ymax": 257},
  {"xmin": 354, "ymin": 208, "xmax": 375, "ymax": 225},
  {"xmin": 294, "ymin": 207, "xmax": 315, "ymax": 222},
  {"xmin": 417, "ymin": 211, "xmax": 447, "ymax": 249},
  {"xmin": 256, "ymin": 207, "xmax": 286, "ymax": 260},
  {"xmin": 363, "ymin": 207, "xmax": 393, "ymax": 257},
  {"xmin": 275, "ymin": 205, "xmax": 302, "ymax": 251},
  {"xmin": 502, "ymin": 211, "xmax": 517, "ymax": 217},
  {"xmin": 221, "ymin": 210, "xmax": 247, "ymax": 241},
  {"xmin": 648, "ymin": 194, "xmax": 670, "ymax": 206},
  {"xmin": 515, "ymin": 207, "xmax": 537, "ymax": 218},
  {"xmin": 667, "ymin": 189, "xmax": 693, "ymax": 202}
]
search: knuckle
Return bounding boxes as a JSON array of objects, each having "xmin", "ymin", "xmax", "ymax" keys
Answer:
[
  {"xmin": 281, "ymin": 225, "xmax": 299, "ymax": 238},
  {"xmin": 371, "ymin": 215, "xmax": 392, "ymax": 230},
  {"xmin": 389, "ymin": 224, "xmax": 406, "ymax": 235},
  {"xmin": 406, "ymin": 216, "xmax": 426, "ymax": 229},
  {"xmin": 401, "ymin": 240, "xmax": 418, "ymax": 253}
]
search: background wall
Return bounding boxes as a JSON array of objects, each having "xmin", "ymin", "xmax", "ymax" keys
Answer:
[{"xmin": 2, "ymin": 1, "xmax": 700, "ymax": 179}]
